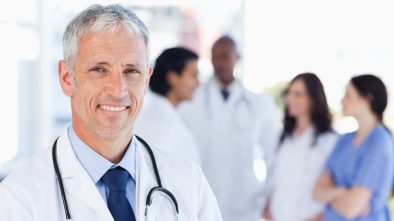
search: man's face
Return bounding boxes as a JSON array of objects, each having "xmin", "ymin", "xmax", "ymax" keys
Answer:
[
  {"xmin": 59, "ymin": 29, "xmax": 152, "ymax": 140},
  {"xmin": 211, "ymin": 42, "xmax": 238, "ymax": 85}
]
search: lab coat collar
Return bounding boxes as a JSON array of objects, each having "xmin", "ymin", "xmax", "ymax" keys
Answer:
[
  {"xmin": 67, "ymin": 125, "xmax": 137, "ymax": 184},
  {"xmin": 291, "ymin": 126, "xmax": 315, "ymax": 140},
  {"xmin": 213, "ymin": 76, "xmax": 237, "ymax": 93},
  {"xmin": 56, "ymin": 126, "xmax": 112, "ymax": 218},
  {"xmin": 210, "ymin": 76, "xmax": 243, "ymax": 102},
  {"xmin": 56, "ymin": 125, "xmax": 170, "ymax": 219}
]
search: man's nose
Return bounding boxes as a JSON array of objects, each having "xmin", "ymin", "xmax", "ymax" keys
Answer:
[{"xmin": 105, "ymin": 72, "xmax": 127, "ymax": 97}]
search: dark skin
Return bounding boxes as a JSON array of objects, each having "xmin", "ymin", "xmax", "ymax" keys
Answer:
[{"xmin": 211, "ymin": 39, "xmax": 239, "ymax": 86}]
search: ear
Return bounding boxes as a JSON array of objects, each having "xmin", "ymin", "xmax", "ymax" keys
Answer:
[
  {"xmin": 166, "ymin": 71, "xmax": 179, "ymax": 87},
  {"xmin": 58, "ymin": 60, "xmax": 74, "ymax": 97},
  {"xmin": 365, "ymin": 93, "xmax": 374, "ymax": 103},
  {"xmin": 144, "ymin": 64, "xmax": 153, "ymax": 94},
  {"xmin": 236, "ymin": 52, "xmax": 241, "ymax": 61}
]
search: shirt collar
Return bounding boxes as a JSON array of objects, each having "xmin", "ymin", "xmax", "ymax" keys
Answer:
[
  {"xmin": 213, "ymin": 76, "xmax": 237, "ymax": 93},
  {"xmin": 68, "ymin": 125, "xmax": 137, "ymax": 184}
]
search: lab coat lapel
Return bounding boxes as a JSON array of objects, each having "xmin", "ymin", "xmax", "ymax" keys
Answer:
[
  {"xmin": 135, "ymin": 140, "xmax": 169, "ymax": 221},
  {"xmin": 208, "ymin": 79, "xmax": 226, "ymax": 115},
  {"xmin": 56, "ymin": 128, "xmax": 113, "ymax": 219},
  {"xmin": 226, "ymin": 81, "xmax": 242, "ymax": 106},
  {"xmin": 209, "ymin": 78, "xmax": 242, "ymax": 105}
]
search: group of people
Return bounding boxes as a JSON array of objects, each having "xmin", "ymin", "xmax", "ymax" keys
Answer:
[
  {"xmin": 135, "ymin": 35, "xmax": 279, "ymax": 221},
  {"xmin": 0, "ymin": 3, "xmax": 393, "ymax": 221},
  {"xmin": 133, "ymin": 23, "xmax": 394, "ymax": 221},
  {"xmin": 263, "ymin": 74, "xmax": 393, "ymax": 221}
]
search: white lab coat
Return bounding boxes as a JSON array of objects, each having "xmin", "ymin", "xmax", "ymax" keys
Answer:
[
  {"xmin": 180, "ymin": 77, "xmax": 279, "ymax": 221},
  {"xmin": 268, "ymin": 127, "xmax": 338, "ymax": 221},
  {"xmin": 0, "ymin": 127, "xmax": 222, "ymax": 221},
  {"xmin": 135, "ymin": 92, "xmax": 201, "ymax": 165}
]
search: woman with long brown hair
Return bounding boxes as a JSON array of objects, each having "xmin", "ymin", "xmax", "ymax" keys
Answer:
[{"xmin": 263, "ymin": 73, "xmax": 338, "ymax": 221}]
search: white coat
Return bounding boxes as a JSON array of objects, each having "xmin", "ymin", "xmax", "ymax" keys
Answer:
[
  {"xmin": 179, "ymin": 77, "xmax": 279, "ymax": 221},
  {"xmin": 135, "ymin": 92, "xmax": 201, "ymax": 165},
  {"xmin": 0, "ymin": 127, "xmax": 222, "ymax": 221},
  {"xmin": 268, "ymin": 127, "xmax": 338, "ymax": 221}
]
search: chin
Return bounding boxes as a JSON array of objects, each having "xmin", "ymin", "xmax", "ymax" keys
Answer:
[
  {"xmin": 94, "ymin": 124, "xmax": 131, "ymax": 140},
  {"xmin": 287, "ymin": 109, "xmax": 299, "ymax": 118},
  {"xmin": 184, "ymin": 96, "xmax": 193, "ymax": 101},
  {"xmin": 342, "ymin": 108, "xmax": 349, "ymax": 116},
  {"xmin": 342, "ymin": 110, "xmax": 351, "ymax": 117}
]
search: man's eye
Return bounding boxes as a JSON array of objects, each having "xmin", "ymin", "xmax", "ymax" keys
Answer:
[
  {"xmin": 125, "ymin": 69, "xmax": 140, "ymax": 74},
  {"xmin": 89, "ymin": 67, "xmax": 105, "ymax": 72}
]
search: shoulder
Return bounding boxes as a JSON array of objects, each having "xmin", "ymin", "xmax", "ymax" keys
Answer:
[
  {"xmin": 2, "ymin": 148, "xmax": 52, "ymax": 186},
  {"xmin": 244, "ymin": 88, "xmax": 274, "ymax": 103},
  {"xmin": 318, "ymin": 130, "xmax": 339, "ymax": 145},
  {"xmin": 366, "ymin": 126, "xmax": 394, "ymax": 155},
  {"xmin": 315, "ymin": 130, "xmax": 340, "ymax": 155},
  {"xmin": 0, "ymin": 147, "xmax": 53, "ymax": 209},
  {"xmin": 326, "ymin": 132, "xmax": 354, "ymax": 156},
  {"xmin": 337, "ymin": 132, "xmax": 354, "ymax": 145},
  {"xmin": 371, "ymin": 126, "xmax": 393, "ymax": 144},
  {"xmin": 244, "ymin": 89, "xmax": 277, "ymax": 112}
]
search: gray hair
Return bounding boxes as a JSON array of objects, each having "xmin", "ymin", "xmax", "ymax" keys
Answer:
[{"xmin": 63, "ymin": 4, "xmax": 150, "ymax": 72}]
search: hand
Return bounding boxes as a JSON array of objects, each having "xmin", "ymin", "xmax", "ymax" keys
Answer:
[
  {"xmin": 335, "ymin": 187, "xmax": 348, "ymax": 199},
  {"xmin": 262, "ymin": 203, "xmax": 272, "ymax": 220},
  {"xmin": 360, "ymin": 203, "xmax": 370, "ymax": 217},
  {"xmin": 322, "ymin": 171, "xmax": 334, "ymax": 187}
]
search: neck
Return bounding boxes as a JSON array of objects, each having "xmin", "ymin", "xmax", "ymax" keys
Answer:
[
  {"xmin": 165, "ymin": 92, "xmax": 180, "ymax": 107},
  {"xmin": 356, "ymin": 113, "xmax": 379, "ymax": 137},
  {"xmin": 220, "ymin": 77, "xmax": 235, "ymax": 87},
  {"xmin": 295, "ymin": 115, "xmax": 311, "ymax": 136},
  {"xmin": 72, "ymin": 119, "xmax": 132, "ymax": 164},
  {"xmin": 216, "ymin": 74, "xmax": 235, "ymax": 87}
]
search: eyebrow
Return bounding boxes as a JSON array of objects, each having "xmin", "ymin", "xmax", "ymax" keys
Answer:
[{"xmin": 89, "ymin": 61, "xmax": 143, "ymax": 69}]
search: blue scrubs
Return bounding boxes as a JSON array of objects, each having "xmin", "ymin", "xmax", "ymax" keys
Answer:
[{"xmin": 324, "ymin": 125, "xmax": 394, "ymax": 221}]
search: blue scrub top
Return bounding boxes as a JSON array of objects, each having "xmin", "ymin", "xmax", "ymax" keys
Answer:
[{"xmin": 324, "ymin": 125, "xmax": 394, "ymax": 221}]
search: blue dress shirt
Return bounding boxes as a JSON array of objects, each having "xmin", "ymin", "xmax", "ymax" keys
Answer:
[{"xmin": 68, "ymin": 125, "xmax": 137, "ymax": 213}]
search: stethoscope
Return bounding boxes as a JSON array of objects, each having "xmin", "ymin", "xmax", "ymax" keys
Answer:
[
  {"xmin": 52, "ymin": 135, "xmax": 179, "ymax": 220},
  {"xmin": 204, "ymin": 77, "xmax": 268, "ymax": 183},
  {"xmin": 203, "ymin": 77, "xmax": 255, "ymax": 130}
]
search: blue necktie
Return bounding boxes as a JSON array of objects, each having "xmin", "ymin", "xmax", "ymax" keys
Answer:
[
  {"xmin": 102, "ymin": 167, "xmax": 135, "ymax": 221},
  {"xmin": 221, "ymin": 89, "xmax": 230, "ymax": 101}
]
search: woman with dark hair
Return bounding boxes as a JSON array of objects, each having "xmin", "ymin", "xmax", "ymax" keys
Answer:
[
  {"xmin": 314, "ymin": 74, "xmax": 394, "ymax": 221},
  {"xmin": 135, "ymin": 47, "xmax": 202, "ymax": 165},
  {"xmin": 263, "ymin": 73, "xmax": 338, "ymax": 221}
]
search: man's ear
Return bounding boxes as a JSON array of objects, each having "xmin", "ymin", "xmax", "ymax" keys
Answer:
[
  {"xmin": 144, "ymin": 65, "xmax": 153, "ymax": 94},
  {"xmin": 58, "ymin": 60, "xmax": 74, "ymax": 97},
  {"xmin": 236, "ymin": 52, "xmax": 241, "ymax": 61}
]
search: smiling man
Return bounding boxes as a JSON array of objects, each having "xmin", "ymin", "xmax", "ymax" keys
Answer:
[{"xmin": 0, "ymin": 4, "xmax": 222, "ymax": 221}]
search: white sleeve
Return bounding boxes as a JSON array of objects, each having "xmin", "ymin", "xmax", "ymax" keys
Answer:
[
  {"xmin": 255, "ymin": 95, "xmax": 280, "ymax": 208},
  {"xmin": 196, "ymin": 167, "xmax": 223, "ymax": 221},
  {"xmin": 0, "ymin": 182, "xmax": 32, "ymax": 220},
  {"xmin": 257, "ymin": 95, "xmax": 280, "ymax": 167}
]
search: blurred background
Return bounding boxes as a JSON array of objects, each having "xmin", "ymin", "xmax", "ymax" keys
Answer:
[{"xmin": 0, "ymin": 0, "xmax": 393, "ymax": 178}]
